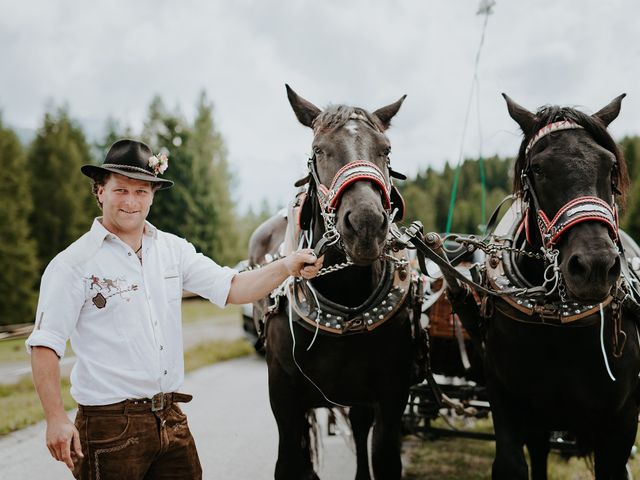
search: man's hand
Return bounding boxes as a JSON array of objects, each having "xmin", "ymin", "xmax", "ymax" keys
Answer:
[
  {"xmin": 46, "ymin": 416, "xmax": 83, "ymax": 470},
  {"xmin": 283, "ymin": 249, "xmax": 324, "ymax": 279}
]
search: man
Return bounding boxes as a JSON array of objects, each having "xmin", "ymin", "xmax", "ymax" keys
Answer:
[{"xmin": 26, "ymin": 139, "xmax": 322, "ymax": 479}]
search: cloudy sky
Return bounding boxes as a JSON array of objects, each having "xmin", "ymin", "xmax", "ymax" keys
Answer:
[{"xmin": 2, "ymin": 0, "xmax": 639, "ymax": 210}]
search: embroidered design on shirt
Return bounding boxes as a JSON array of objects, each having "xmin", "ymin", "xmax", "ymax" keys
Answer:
[{"xmin": 87, "ymin": 276, "xmax": 139, "ymax": 309}]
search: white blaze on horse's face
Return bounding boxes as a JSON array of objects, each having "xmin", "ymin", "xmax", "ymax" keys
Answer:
[{"xmin": 345, "ymin": 122, "xmax": 359, "ymax": 136}]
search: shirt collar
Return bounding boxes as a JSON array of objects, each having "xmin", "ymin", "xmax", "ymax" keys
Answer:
[
  {"xmin": 143, "ymin": 221, "xmax": 158, "ymax": 239},
  {"xmin": 89, "ymin": 217, "xmax": 158, "ymax": 246}
]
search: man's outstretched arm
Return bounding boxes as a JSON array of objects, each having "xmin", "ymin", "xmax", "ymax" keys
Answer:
[{"xmin": 226, "ymin": 249, "xmax": 323, "ymax": 305}]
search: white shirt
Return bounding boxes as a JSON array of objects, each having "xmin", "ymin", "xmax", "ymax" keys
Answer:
[{"xmin": 26, "ymin": 218, "xmax": 237, "ymax": 406}]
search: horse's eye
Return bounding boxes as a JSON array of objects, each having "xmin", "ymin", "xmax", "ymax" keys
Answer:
[
  {"xmin": 531, "ymin": 164, "xmax": 543, "ymax": 175},
  {"xmin": 313, "ymin": 146, "xmax": 322, "ymax": 155},
  {"xmin": 383, "ymin": 147, "xmax": 391, "ymax": 156}
]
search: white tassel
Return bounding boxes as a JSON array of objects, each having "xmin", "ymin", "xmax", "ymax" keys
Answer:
[
  {"xmin": 600, "ymin": 303, "xmax": 616, "ymax": 382},
  {"xmin": 288, "ymin": 283, "xmax": 349, "ymax": 408}
]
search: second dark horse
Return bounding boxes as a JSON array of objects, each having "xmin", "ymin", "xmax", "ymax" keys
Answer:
[{"xmin": 448, "ymin": 94, "xmax": 640, "ymax": 479}]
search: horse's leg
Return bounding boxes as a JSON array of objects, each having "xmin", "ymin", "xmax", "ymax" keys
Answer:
[
  {"xmin": 369, "ymin": 395, "xmax": 407, "ymax": 480},
  {"xmin": 593, "ymin": 405, "xmax": 638, "ymax": 480},
  {"xmin": 525, "ymin": 426, "xmax": 549, "ymax": 480},
  {"xmin": 268, "ymin": 369, "xmax": 319, "ymax": 480},
  {"xmin": 349, "ymin": 406, "xmax": 374, "ymax": 480},
  {"xmin": 487, "ymin": 377, "xmax": 528, "ymax": 479}
]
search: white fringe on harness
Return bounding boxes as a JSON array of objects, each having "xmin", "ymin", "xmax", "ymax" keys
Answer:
[{"xmin": 600, "ymin": 303, "xmax": 616, "ymax": 382}]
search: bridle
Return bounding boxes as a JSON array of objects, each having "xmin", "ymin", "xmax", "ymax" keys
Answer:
[
  {"xmin": 300, "ymin": 116, "xmax": 404, "ymax": 259},
  {"xmin": 394, "ymin": 118, "xmax": 630, "ymax": 322},
  {"xmin": 285, "ymin": 115, "xmax": 413, "ymax": 337},
  {"xmin": 521, "ymin": 120, "xmax": 620, "ymax": 253},
  {"xmin": 306, "ymin": 156, "xmax": 394, "ymax": 253}
]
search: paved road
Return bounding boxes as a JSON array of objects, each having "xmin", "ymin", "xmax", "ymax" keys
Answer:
[{"xmin": 0, "ymin": 356, "xmax": 358, "ymax": 480}]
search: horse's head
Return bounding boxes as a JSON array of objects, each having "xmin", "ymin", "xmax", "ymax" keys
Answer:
[
  {"xmin": 504, "ymin": 94, "xmax": 629, "ymax": 302},
  {"xmin": 286, "ymin": 85, "xmax": 405, "ymax": 265}
]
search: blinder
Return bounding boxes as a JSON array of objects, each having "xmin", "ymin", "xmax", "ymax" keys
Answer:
[
  {"xmin": 297, "ymin": 189, "xmax": 313, "ymax": 231},
  {"xmin": 390, "ymin": 185, "xmax": 406, "ymax": 221},
  {"xmin": 523, "ymin": 120, "xmax": 620, "ymax": 249}
]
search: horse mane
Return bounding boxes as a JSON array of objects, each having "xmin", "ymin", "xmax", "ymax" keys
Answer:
[
  {"xmin": 513, "ymin": 105, "xmax": 629, "ymax": 206},
  {"xmin": 312, "ymin": 105, "xmax": 384, "ymax": 133}
]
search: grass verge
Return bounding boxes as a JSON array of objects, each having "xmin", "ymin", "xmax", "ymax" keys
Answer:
[
  {"xmin": 0, "ymin": 299, "xmax": 240, "ymax": 364},
  {"xmin": 0, "ymin": 338, "xmax": 253, "ymax": 437},
  {"xmin": 0, "ymin": 339, "xmax": 73, "ymax": 364},
  {"xmin": 404, "ymin": 417, "xmax": 640, "ymax": 479},
  {"xmin": 180, "ymin": 298, "xmax": 241, "ymax": 325},
  {"xmin": 184, "ymin": 338, "xmax": 254, "ymax": 373}
]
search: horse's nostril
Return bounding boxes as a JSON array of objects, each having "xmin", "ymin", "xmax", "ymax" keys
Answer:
[
  {"xmin": 567, "ymin": 254, "xmax": 588, "ymax": 279},
  {"xmin": 344, "ymin": 211, "xmax": 353, "ymax": 231}
]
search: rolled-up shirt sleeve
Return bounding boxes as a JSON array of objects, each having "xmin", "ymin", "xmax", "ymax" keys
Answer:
[
  {"xmin": 25, "ymin": 259, "xmax": 84, "ymax": 358},
  {"xmin": 179, "ymin": 240, "xmax": 237, "ymax": 307}
]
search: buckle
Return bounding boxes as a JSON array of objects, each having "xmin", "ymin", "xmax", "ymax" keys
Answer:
[{"xmin": 151, "ymin": 393, "xmax": 165, "ymax": 412}]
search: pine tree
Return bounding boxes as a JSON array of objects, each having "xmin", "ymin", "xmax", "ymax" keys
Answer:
[
  {"xmin": 141, "ymin": 99, "xmax": 217, "ymax": 261},
  {"xmin": 189, "ymin": 91, "xmax": 240, "ymax": 264},
  {"xmin": 0, "ymin": 119, "xmax": 39, "ymax": 324},
  {"xmin": 399, "ymin": 156, "xmax": 514, "ymax": 234},
  {"xmin": 143, "ymin": 93, "xmax": 242, "ymax": 265},
  {"xmin": 145, "ymin": 107, "xmax": 199, "ymax": 244},
  {"xmin": 28, "ymin": 108, "xmax": 98, "ymax": 270}
]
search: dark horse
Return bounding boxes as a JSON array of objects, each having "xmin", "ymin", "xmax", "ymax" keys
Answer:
[
  {"xmin": 448, "ymin": 94, "xmax": 640, "ymax": 479},
  {"xmin": 249, "ymin": 86, "xmax": 417, "ymax": 479}
]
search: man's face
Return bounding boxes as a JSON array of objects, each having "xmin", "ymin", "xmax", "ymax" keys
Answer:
[{"xmin": 97, "ymin": 173, "xmax": 155, "ymax": 237}]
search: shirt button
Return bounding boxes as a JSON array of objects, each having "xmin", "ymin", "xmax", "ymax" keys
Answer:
[
  {"xmin": 160, "ymin": 345, "xmax": 164, "ymax": 350},
  {"xmin": 163, "ymin": 370, "xmax": 167, "ymax": 375},
  {"xmin": 128, "ymin": 252, "xmax": 131, "ymax": 256}
]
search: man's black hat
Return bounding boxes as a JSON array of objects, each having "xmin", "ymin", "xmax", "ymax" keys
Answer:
[{"xmin": 81, "ymin": 139, "xmax": 174, "ymax": 190}]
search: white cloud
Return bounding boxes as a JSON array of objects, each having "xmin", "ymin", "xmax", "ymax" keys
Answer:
[{"xmin": 1, "ymin": 0, "xmax": 639, "ymax": 210}]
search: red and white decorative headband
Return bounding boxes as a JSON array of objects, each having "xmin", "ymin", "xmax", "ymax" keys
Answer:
[{"xmin": 525, "ymin": 120, "xmax": 584, "ymax": 155}]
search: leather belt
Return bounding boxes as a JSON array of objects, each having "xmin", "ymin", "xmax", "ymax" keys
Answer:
[{"xmin": 79, "ymin": 392, "xmax": 193, "ymax": 415}]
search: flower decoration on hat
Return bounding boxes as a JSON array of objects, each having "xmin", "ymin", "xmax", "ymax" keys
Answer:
[{"xmin": 148, "ymin": 152, "xmax": 169, "ymax": 175}]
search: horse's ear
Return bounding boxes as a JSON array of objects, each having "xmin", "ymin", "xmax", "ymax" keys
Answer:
[
  {"xmin": 593, "ymin": 94, "xmax": 626, "ymax": 127},
  {"xmin": 373, "ymin": 95, "xmax": 407, "ymax": 131},
  {"xmin": 286, "ymin": 84, "xmax": 321, "ymax": 128},
  {"xmin": 502, "ymin": 93, "xmax": 536, "ymax": 134}
]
